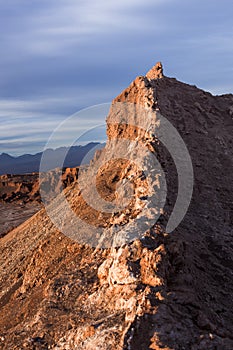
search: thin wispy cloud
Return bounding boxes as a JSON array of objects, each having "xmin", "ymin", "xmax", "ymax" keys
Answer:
[{"xmin": 1, "ymin": 0, "xmax": 166, "ymax": 57}]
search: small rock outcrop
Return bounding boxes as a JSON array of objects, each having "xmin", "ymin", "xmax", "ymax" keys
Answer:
[
  {"xmin": 146, "ymin": 61, "xmax": 164, "ymax": 80},
  {"xmin": 0, "ymin": 169, "xmax": 79, "ymax": 238},
  {"xmin": 0, "ymin": 168, "xmax": 79, "ymax": 204}
]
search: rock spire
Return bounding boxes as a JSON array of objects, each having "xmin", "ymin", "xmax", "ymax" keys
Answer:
[{"xmin": 146, "ymin": 61, "xmax": 164, "ymax": 80}]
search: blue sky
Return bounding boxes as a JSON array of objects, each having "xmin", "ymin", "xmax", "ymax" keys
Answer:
[{"xmin": 0, "ymin": 0, "xmax": 232, "ymax": 155}]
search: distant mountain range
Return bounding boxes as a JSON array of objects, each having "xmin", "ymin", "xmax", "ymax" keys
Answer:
[{"xmin": 0, "ymin": 142, "xmax": 103, "ymax": 175}]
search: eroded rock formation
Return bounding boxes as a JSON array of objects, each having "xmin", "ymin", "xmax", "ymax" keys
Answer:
[
  {"xmin": 0, "ymin": 63, "xmax": 233, "ymax": 349},
  {"xmin": 0, "ymin": 169, "xmax": 79, "ymax": 238}
]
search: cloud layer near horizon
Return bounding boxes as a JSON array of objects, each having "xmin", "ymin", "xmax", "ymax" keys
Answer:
[{"xmin": 0, "ymin": 0, "xmax": 232, "ymax": 155}]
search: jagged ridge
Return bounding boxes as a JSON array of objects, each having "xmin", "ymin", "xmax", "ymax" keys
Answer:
[{"xmin": 0, "ymin": 63, "xmax": 233, "ymax": 349}]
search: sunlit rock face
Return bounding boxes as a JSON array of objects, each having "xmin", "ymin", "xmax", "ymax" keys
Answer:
[
  {"xmin": 0, "ymin": 63, "xmax": 233, "ymax": 350},
  {"xmin": 146, "ymin": 61, "xmax": 164, "ymax": 80}
]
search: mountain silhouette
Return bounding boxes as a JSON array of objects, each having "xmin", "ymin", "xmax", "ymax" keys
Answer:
[{"xmin": 0, "ymin": 142, "xmax": 103, "ymax": 175}]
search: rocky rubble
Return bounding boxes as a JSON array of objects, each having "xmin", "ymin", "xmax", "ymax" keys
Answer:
[{"xmin": 0, "ymin": 62, "xmax": 233, "ymax": 349}]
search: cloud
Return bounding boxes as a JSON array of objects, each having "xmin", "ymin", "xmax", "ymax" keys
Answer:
[
  {"xmin": 0, "ymin": 0, "xmax": 232, "ymax": 155},
  {"xmin": 0, "ymin": 95, "xmax": 110, "ymax": 155},
  {"xmin": 0, "ymin": 0, "xmax": 167, "ymax": 58}
]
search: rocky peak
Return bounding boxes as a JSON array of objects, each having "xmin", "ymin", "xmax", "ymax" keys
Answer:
[{"xmin": 146, "ymin": 61, "xmax": 164, "ymax": 80}]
